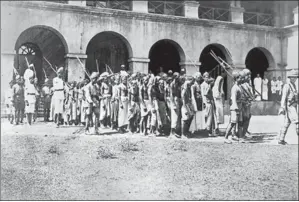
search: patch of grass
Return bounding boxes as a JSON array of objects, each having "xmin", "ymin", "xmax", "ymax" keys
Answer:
[
  {"xmin": 119, "ymin": 138, "xmax": 139, "ymax": 152},
  {"xmin": 96, "ymin": 145, "xmax": 117, "ymax": 159},
  {"xmin": 48, "ymin": 145, "xmax": 60, "ymax": 155}
]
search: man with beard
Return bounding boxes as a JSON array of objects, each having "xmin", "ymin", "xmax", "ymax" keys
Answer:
[
  {"xmin": 12, "ymin": 75, "xmax": 25, "ymax": 125},
  {"xmin": 169, "ymin": 72, "xmax": 182, "ymax": 138},
  {"xmin": 181, "ymin": 76, "xmax": 195, "ymax": 139}
]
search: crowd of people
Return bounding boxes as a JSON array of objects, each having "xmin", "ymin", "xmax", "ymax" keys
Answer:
[{"xmin": 5, "ymin": 62, "xmax": 298, "ymax": 144}]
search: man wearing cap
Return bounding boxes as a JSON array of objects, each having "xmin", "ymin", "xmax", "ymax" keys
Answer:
[
  {"xmin": 52, "ymin": 67, "xmax": 65, "ymax": 127},
  {"xmin": 278, "ymin": 69, "xmax": 299, "ymax": 144},
  {"xmin": 120, "ymin": 64, "xmax": 128, "ymax": 77},
  {"xmin": 24, "ymin": 76, "xmax": 39, "ymax": 125},
  {"xmin": 139, "ymin": 75, "xmax": 151, "ymax": 135},
  {"xmin": 110, "ymin": 74, "xmax": 120, "ymax": 131},
  {"xmin": 12, "ymin": 75, "xmax": 25, "ymax": 125},
  {"xmin": 181, "ymin": 76, "xmax": 195, "ymax": 138},
  {"xmin": 41, "ymin": 78, "xmax": 51, "ymax": 122}
]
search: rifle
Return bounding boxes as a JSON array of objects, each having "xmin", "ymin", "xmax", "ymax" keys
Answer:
[
  {"xmin": 76, "ymin": 56, "xmax": 91, "ymax": 79},
  {"xmin": 25, "ymin": 57, "xmax": 37, "ymax": 76}
]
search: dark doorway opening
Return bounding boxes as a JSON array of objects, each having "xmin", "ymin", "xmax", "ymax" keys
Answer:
[
  {"xmin": 86, "ymin": 32, "xmax": 130, "ymax": 77},
  {"xmin": 149, "ymin": 40, "xmax": 181, "ymax": 75},
  {"xmin": 245, "ymin": 48, "xmax": 269, "ymax": 82},
  {"xmin": 15, "ymin": 26, "xmax": 67, "ymax": 86},
  {"xmin": 199, "ymin": 44, "xmax": 228, "ymax": 100}
]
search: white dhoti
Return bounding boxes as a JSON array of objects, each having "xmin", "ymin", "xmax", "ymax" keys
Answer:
[
  {"xmin": 214, "ymin": 98, "xmax": 224, "ymax": 124},
  {"xmin": 71, "ymin": 101, "xmax": 77, "ymax": 120},
  {"xmin": 118, "ymin": 97, "xmax": 129, "ymax": 127},
  {"xmin": 49, "ymin": 97, "xmax": 55, "ymax": 121},
  {"xmin": 189, "ymin": 111, "xmax": 205, "ymax": 132},
  {"xmin": 140, "ymin": 100, "xmax": 152, "ymax": 117}
]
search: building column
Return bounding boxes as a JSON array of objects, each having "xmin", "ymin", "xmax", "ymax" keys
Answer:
[
  {"xmin": 273, "ymin": 1, "xmax": 281, "ymax": 27},
  {"xmin": 128, "ymin": 57, "xmax": 150, "ymax": 74},
  {"xmin": 179, "ymin": 61, "xmax": 201, "ymax": 76},
  {"xmin": 293, "ymin": 7, "xmax": 298, "ymax": 25},
  {"xmin": 229, "ymin": 1, "xmax": 245, "ymax": 24},
  {"xmin": 183, "ymin": 1, "xmax": 199, "ymax": 19},
  {"xmin": 65, "ymin": 53, "xmax": 87, "ymax": 82},
  {"xmin": 1, "ymin": 52, "xmax": 16, "ymax": 102},
  {"xmin": 132, "ymin": 1, "xmax": 148, "ymax": 13},
  {"xmin": 68, "ymin": 1, "xmax": 86, "ymax": 6}
]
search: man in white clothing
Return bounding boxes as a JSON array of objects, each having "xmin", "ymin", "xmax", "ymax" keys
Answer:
[
  {"xmin": 52, "ymin": 67, "xmax": 65, "ymax": 127},
  {"xmin": 254, "ymin": 74, "xmax": 262, "ymax": 101}
]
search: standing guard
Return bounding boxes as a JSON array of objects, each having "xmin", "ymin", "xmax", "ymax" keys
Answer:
[
  {"xmin": 12, "ymin": 76, "xmax": 25, "ymax": 125},
  {"xmin": 128, "ymin": 78, "xmax": 140, "ymax": 133},
  {"xmin": 278, "ymin": 69, "xmax": 299, "ymax": 144},
  {"xmin": 212, "ymin": 72, "xmax": 225, "ymax": 133}
]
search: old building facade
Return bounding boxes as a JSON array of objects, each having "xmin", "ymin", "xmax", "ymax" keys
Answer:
[{"xmin": 1, "ymin": 1, "xmax": 298, "ymax": 105}]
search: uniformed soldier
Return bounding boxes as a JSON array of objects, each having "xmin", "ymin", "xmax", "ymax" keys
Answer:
[
  {"xmin": 52, "ymin": 67, "xmax": 65, "ymax": 127},
  {"xmin": 224, "ymin": 70, "xmax": 243, "ymax": 144},
  {"xmin": 41, "ymin": 78, "xmax": 51, "ymax": 122},
  {"xmin": 278, "ymin": 69, "xmax": 299, "ymax": 144},
  {"xmin": 12, "ymin": 75, "xmax": 25, "ymax": 125},
  {"xmin": 24, "ymin": 76, "xmax": 39, "ymax": 125}
]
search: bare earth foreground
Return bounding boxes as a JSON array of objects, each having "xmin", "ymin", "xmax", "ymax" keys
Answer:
[{"xmin": 1, "ymin": 116, "xmax": 298, "ymax": 200}]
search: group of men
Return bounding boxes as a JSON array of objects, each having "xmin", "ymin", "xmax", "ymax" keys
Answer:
[{"xmin": 5, "ymin": 63, "xmax": 298, "ymax": 144}]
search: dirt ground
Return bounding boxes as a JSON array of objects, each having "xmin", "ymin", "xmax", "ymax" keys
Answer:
[{"xmin": 1, "ymin": 116, "xmax": 298, "ymax": 200}]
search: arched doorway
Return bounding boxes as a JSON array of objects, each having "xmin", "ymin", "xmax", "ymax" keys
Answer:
[
  {"xmin": 14, "ymin": 26, "xmax": 68, "ymax": 86},
  {"xmin": 86, "ymin": 31, "xmax": 132, "ymax": 76},
  {"xmin": 245, "ymin": 47, "xmax": 275, "ymax": 82},
  {"xmin": 148, "ymin": 39, "xmax": 185, "ymax": 75},
  {"xmin": 199, "ymin": 43, "xmax": 232, "ymax": 100}
]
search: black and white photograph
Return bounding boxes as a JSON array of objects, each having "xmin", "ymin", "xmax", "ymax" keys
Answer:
[{"xmin": 1, "ymin": 0, "xmax": 298, "ymax": 200}]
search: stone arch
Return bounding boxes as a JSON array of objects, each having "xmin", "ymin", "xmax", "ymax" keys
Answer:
[
  {"xmin": 245, "ymin": 47, "xmax": 275, "ymax": 80},
  {"xmin": 85, "ymin": 31, "xmax": 133, "ymax": 75},
  {"xmin": 148, "ymin": 39, "xmax": 186, "ymax": 75},
  {"xmin": 14, "ymin": 25, "xmax": 69, "ymax": 85}
]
